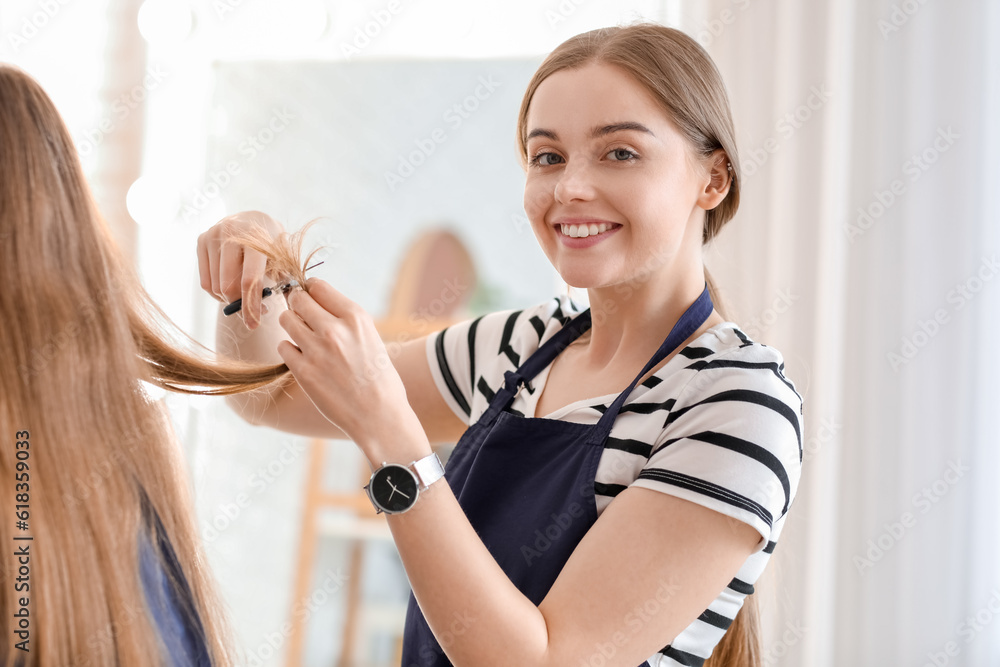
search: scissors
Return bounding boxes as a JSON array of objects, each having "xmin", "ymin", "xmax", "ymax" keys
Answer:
[{"xmin": 223, "ymin": 261, "xmax": 324, "ymax": 316}]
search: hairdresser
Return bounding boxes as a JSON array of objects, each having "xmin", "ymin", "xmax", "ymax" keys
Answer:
[{"xmin": 198, "ymin": 23, "xmax": 803, "ymax": 667}]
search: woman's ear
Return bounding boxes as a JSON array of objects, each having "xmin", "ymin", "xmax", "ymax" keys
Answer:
[{"xmin": 696, "ymin": 149, "xmax": 732, "ymax": 212}]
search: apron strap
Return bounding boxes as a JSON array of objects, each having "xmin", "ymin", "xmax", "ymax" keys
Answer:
[
  {"xmin": 484, "ymin": 308, "xmax": 594, "ymax": 420},
  {"xmin": 588, "ymin": 284, "xmax": 714, "ymax": 444},
  {"xmin": 481, "ymin": 284, "xmax": 713, "ymax": 434}
]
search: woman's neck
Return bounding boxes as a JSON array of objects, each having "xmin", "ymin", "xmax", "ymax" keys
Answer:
[{"xmin": 573, "ymin": 262, "xmax": 717, "ymax": 374}]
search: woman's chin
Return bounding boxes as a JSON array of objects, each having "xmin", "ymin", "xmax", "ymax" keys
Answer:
[{"xmin": 556, "ymin": 272, "xmax": 609, "ymax": 293}]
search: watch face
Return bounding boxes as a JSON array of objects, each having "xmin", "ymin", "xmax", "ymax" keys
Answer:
[{"xmin": 369, "ymin": 464, "xmax": 419, "ymax": 514}]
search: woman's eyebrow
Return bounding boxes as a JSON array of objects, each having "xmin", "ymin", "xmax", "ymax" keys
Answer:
[{"xmin": 526, "ymin": 121, "xmax": 656, "ymax": 142}]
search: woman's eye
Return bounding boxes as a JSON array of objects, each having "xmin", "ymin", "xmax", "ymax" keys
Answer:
[
  {"xmin": 608, "ymin": 148, "xmax": 638, "ymax": 161},
  {"xmin": 530, "ymin": 152, "xmax": 563, "ymax": 167}
]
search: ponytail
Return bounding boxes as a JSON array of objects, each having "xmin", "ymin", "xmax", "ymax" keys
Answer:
[
  {"xmin": 703, "ymin": 592, "xmax": 762, "ymax": 666},
  {"xmin": 703, "ymin": 266, "xmax": 729, "ymax": 322}
]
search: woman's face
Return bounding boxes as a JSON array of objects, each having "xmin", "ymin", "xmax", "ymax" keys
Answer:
[{"xmin": 523, "ymin": 62, "xmax": 712, "ymax": 291}]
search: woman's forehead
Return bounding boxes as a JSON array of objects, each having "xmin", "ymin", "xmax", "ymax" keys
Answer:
[{"xmin": 526, "ymin": 63, "xmax": 677, "ymax": 141}]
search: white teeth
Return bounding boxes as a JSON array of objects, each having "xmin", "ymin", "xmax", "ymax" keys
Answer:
[{"xmin": 559, "ymin": 222, "xmax": 614, "ymax": 238}]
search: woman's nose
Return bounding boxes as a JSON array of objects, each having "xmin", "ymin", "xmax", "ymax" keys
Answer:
[{"xmin": 553, "ymin": 161, "xmax": 596, "ymax": 204}]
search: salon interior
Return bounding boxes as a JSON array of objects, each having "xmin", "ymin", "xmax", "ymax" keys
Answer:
[{"xmin": 3, "ymin": 0, "xmax": 997, "ymax": 665}]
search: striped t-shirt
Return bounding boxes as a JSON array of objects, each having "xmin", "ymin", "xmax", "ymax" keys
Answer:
[{"xmin": 425, "ymin": 294, "xmax": 804, "ymax": 666}]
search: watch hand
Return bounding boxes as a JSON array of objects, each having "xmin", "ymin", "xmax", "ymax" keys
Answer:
[{"xmin": 385, "ymin": 477, "xmax": 411, "ymax": 500}]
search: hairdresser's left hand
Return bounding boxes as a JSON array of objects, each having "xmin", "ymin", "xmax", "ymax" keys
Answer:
[{"xmin": 276, "ymin": 278, "xmax": 421, "ymax": 452}]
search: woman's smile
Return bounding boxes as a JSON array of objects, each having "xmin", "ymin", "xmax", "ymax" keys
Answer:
[{"xmin": 554, "ymin": 219, "xmax": 623, "ymax": 247}]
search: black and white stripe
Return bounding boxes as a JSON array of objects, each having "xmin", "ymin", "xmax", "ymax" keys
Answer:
[{"xmin": 425, "ymin": 294, "xmax": 804, "ymax": 666}]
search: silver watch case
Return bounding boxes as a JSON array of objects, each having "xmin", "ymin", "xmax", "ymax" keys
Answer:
[{"xmin": 364, "ymin": 452, "xmax": 445, "ymax": 515}]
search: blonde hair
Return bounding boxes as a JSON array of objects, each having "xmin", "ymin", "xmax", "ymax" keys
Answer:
[
  {"xmin": 515, "ymin": 23, "xmax": 759, "ymax": 666},
  {"xmin": 0, "ymin": 65, "xmax": 316, "ymax": 665}
]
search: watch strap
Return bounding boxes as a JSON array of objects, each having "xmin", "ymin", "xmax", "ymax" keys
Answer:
[{"xmin": 410, "ymin": 452, "xmax": 445, "ymax": 490}]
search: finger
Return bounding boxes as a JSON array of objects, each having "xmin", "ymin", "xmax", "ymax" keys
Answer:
[
  {"xmin": 197, "ymin": 234, "xmax": 221, "ymax": 302},
  {"xmin": 297, "ymin": 278, "xmax": 360, "ymax": 321},
  {"xmin": 278, "ymin": 306, "xmax": 315, "ymax": 346},
  {"xmin": 241, "ymin": 248, "xmax": 268, "ymax": 329},
  {"xmin": 218, "ymin": 239, "xmax": 244, "ymax": 303},
  {"xmin": 205, "ymin": 234, "xmax": 224, "ymax": 303},
  {"xmin": 284, "ymin": 284, "xmax": 339, "ymax": 334},
  {"xmin": 276, "ymin": 339, "xmax": 304, "ymax": 373}
]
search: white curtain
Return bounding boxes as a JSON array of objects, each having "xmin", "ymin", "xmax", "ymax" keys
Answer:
[{"xmin": 688, "ymin": 0, "xmax": 1000, "ymax": 664}]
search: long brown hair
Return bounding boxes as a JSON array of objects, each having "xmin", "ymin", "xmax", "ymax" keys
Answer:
[
  {"xmin": 515, "ymin": 23, "xmax": 760, "ymax": 666},
  {"xmin": 0, "ymin": 64, "xmax": 308, "ymax": 665}
]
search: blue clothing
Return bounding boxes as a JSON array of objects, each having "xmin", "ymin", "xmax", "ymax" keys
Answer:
[
  {"xmin": 401, "ymin": 286, "xmax": 715, "ymax": 666},
  {"xmin": 139, "ymin": 507, "xmax": 212, "ymax": 666}
]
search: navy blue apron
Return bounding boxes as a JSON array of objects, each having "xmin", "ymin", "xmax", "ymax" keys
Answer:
[{"xmin": 401, "ymin": 285, "xmax": 714, "ymax": 667}]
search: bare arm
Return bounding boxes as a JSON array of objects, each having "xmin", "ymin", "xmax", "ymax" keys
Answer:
[
  {"xmin": 215, "ymin": 288, "xmax": 466, "ymax": 445},
  {"xmin": 212, "ymin": 283, "xmax": 325, "ymax": 433},
  {"xmin": 384, "ymin": 450, "xmax": 762, "ymax": 666}
]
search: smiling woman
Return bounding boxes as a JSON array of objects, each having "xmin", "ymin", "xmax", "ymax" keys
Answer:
[{"xmin": 201, "ymin": 21, "xmax": 803, "ymax": 667}]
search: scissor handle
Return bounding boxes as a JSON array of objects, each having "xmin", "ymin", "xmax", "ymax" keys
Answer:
[
  {"xmin": 223, "ymin": 286, "xmax": 275, "ymax": 316},
  {"xmin": 221, "ymin": 273, "xmax": 308, "ymax": 317}
]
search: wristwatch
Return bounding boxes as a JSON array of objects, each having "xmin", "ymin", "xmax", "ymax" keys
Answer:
[{"xmin": 364, "ymin": 452, "xmax": 445, "ymax": 515}]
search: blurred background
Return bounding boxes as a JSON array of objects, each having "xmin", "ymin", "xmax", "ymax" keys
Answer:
[{"xmin": 2, "ymin": 0, "xmax": 998, "ymax": 665}]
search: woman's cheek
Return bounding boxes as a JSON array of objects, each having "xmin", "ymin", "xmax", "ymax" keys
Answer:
[{"xmin": 523, "ymin": 180, "xmax": 551, "ymax": 225}]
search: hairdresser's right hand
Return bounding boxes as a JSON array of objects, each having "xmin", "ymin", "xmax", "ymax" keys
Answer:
[{"xmin": 197, "ymin": 210, "xmax": 286, "ymax": 331}]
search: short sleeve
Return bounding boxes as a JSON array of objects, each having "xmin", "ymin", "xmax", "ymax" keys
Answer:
[
  {"xmin": 424, "ymin": 297, "xmax": 581, "ymax": 428},
  {"xmin": 424, "ymin": 307, "xmax": 519, "ymax": 427},
  {"xmin": 630, "ymin": 344, "xmax": 804, "ymax": 553}
]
